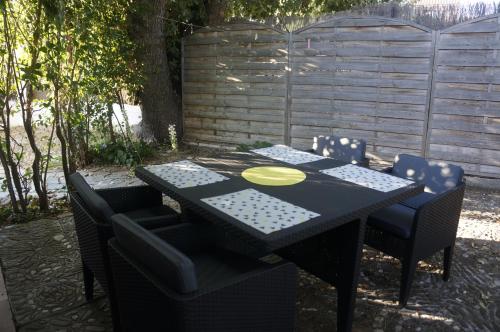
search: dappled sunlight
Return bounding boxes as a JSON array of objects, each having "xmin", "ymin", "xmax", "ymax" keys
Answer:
[
  {"xmin": 226, "ymin": 76, "xmax": 242, "ymax": 82},
  {"xmin": 457, "ymin": 216, "xmax": 500, "ymax": 241},
  {"xmin": 314, "ymin": 135, "xmax": 367, "ymax": 164}
]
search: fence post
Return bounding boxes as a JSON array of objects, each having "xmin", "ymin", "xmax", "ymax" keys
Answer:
[
  {"xmin": 284, "ymin": 31, "xmax": 293, "ymax": 146},
  {"xmin": 422, "ymin": 29, "xmax": 440, "ymax": 158},
  {"xmin": 180, "ymin": 38, "xmax": 185, "ymax": 138}
]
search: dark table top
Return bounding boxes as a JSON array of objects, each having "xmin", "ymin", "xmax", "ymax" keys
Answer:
[{"xmin": 136, "ymin": 152, "xmax": 423, "ymax": 253}]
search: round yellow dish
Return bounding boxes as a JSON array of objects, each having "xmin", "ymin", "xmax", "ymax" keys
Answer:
[{"xmin": 241, "ymin": 166, "xmax": 306, "ymax": 186}]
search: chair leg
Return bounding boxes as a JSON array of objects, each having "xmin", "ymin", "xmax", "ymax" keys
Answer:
[
  {"xmin": 399, "ymin": 258, "xmax": 418, "ymax": 307},
  {"xmin": 82, "ymin": 260, "xmax": 94, "ymax": 302},
  {"xmin": 443, "ymin": 245, "xmax": 454, "ymax": 281},
  {"xmin": 109, "ymin": 297, "xmax": 122, "ymax": 332}
]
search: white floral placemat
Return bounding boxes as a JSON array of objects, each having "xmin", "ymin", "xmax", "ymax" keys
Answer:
[
  {"xmin": 144, "ymin": 160, "xmax": 229, "ymax": 189},
  {"xmin": 251, "ymin": 145, "xmax": 326, "ymax": 165},
  {"xmin": 320, "ymin": 164, "xmax": 414, "ymax": 192},
  {"xmin": 201, "ymin": 188, "xmax": 320, "ymax": 234}
]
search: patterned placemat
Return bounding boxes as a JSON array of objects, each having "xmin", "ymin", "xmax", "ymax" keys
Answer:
[
  {"xmin": 201, "ymin": 188, "xmax": 320, "ymax": 234},
  {"xmin": 251, "ymin": 145, "xmax": 326, "ymax": 165},
  {"xmin": 320, "ymin": 164, "xmax": 414, "ymax": 192},
  {"xmin": 144, "ymin": 160, "xmax": 229, "ymax": 189}
]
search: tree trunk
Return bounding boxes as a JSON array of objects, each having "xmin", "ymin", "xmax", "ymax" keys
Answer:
[
  {"xmin": 130, "ymin": 0, "xmax": 179, "ymax": 143},
  {"xmin": 207, "ymin": 0, "xmax": 228, "ymax": 24},
  {"xmin": 0, "ymin": 145, "xmax": 20, "ymax": 214},
  {"xmin": 106, "ymin": 103, "xmax": 116, "ymax": 144},
  {"xmin": 23, "ymin": 0, "xmax": 49, "ymax": 211}
]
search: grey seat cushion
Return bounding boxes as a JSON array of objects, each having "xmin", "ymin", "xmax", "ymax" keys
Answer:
[
  {"xmin": 111, "ymin": 214, "xmax": 198, "ymax": 293},
  {"xmin": 368, "ymin": 204, "xmax": 416, "ymax": 239},
  {"xmin": 392, "ymin": 154, "xmax": 464, "ymax": 195},
  {"xmin": 123, "ymin": 205, "xmax": 179, "ymax": 229},
  {"xmin": 70, "ymin": 172, "xmax": 178, "ymax": 226},
  {"xmin": 69, "ymin": 173, "xmax": 114, "ymax": 222},
  {"xmin": 189, "ymin": 250, "xmax": 266, "ymax": 290},
  {"xmin": 313, "ymin": 135, "xmax": 366, "ymax": 164}
]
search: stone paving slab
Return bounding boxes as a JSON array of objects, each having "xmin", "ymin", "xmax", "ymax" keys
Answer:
[
  {"xmin": 0, "ymin": 187, "xmax": 498, "ymax": 331},
  {"xmin": 18, "ymin": 297, "xmax": 111, "ymax": 332}
]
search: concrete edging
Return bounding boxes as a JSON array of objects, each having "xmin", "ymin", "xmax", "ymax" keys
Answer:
[{"xmin": 0, "ymin": 263, "xmax": 16, "ymax": 332}]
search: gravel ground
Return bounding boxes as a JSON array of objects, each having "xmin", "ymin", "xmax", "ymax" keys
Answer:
[
  {"xmin": 296, "ymin": 187, "xmax": 500, "ymax": 331},
  {"xmin": 0, "ymin": 172, "xmax": 498, "ymax": 331}
]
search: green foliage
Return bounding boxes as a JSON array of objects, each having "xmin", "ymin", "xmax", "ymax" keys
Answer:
[
  {"xmin": 236, "ymin": 141, "xmax": 273, "ymax": 152},
  {"xmin": 224, "ymin": 0, "xmax": 389, "ymax": 23},
  {"xmin": 89, "ymin": 138, "xmax": 154, "ymax": 167},
  {"xmin": 0, "ymin": 197, "xmax": 68, "ymax": 225}
]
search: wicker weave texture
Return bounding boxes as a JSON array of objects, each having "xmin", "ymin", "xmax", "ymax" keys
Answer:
[{"xmin": 108, "ymin": 240, "xmax": 297, "ymax": 332}]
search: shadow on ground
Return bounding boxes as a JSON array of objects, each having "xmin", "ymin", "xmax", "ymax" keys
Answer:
[{"xmin": 0, "ymin": 187, "xmax": 498, "ymax": 331}]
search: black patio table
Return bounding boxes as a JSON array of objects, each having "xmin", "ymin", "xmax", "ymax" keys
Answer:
[{"xmin": 135, "ymin": 151, "xmax": 423, "ymax": 332}]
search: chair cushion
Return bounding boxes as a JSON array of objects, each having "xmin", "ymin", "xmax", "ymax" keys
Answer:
[
  {"xmin": 111, "ymin": 214, "xmax": 198, "ymax": 293},
  {"xmin": 123, "ymin": 205, "xmax": 179, "ymax": 229},
  {"xmin": 69, "ymin": 173, "xmax": 114, "ymax": 223},
  {"xmin": 189, "ymin": 250, "xmax": 266, "ymax": 290},
  {"xmin": 313, "ymin": 135, "xmax": 366, "ymax": 164},
  {"xmin": 401, "ymin": 192, "xmax": 435, "ymax": 210},
  {"xmin": 368, "ymin": 204, "xmax": 416, "ymax": 239},
  {"xmin": 392, "ymin": 154, "xmax": 464, "ymax": 194}
]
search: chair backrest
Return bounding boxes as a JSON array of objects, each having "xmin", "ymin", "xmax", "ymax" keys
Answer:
[
  {"xmin": 313, "ymin": 135, "xmax": 366, "ymax": 164},
  {"xmin": 69, "ymin": 173, "xmax": 115, "ymax": 223},
  {"xmin": 392, "ymin": 154, "xmax": 464, "ymax": 194},
  {"xmin": 111, "ymin": 214, "xmax": 198, "ymax": 294}
]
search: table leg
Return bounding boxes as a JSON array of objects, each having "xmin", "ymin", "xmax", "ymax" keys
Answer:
[
  {"xmin": 277, "ymin": 218, "xmax": 366, "ymax": 332},
  {"xmin": 334, "ymin": 218, "xmax": 366, "ymax": 332}
]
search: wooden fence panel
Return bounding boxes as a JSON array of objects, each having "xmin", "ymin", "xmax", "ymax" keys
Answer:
[
  {"xmin": 289, "ymin": 17, "xmax": 434, "ymax": 161},
  {"xmin": 183, "ymin": 24, "xmax": 289, "ymax": 146},
  {"xmin": 428, "ymin": 14, "xmax": 500, "ymax": 178},
  {"xmin": 182, "ymin": 15, "xmax": 500, "ymax": 178}
]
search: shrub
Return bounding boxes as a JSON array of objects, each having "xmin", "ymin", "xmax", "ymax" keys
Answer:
[
  {"xmin": 236, "ymin": 141, "xmax": 273, "ymax": 152},
  {"xmin": 89, "ymin": 138, "xmax": 154, "ymax": 167}
]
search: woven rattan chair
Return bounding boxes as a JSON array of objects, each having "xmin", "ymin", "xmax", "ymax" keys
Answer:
[
  {"xmin": 69, "ymin": 172, "xmax": 180, "ymax": 331},
  {"xmin": 365, "ymin": 154, "xmax": 466, "ymax": 306},
  {"xmin": 311, "ymin": 135, "xmax": 369, "ymax": 167},
  {"xmin": 108, "ymin": 214, "xmax": 298, "ymax": 332}
]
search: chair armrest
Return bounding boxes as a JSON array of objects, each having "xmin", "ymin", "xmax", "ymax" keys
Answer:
[
  {"xmin": 97, "ymin": 185, "xmax": 163, "ymax": 213},
  {"xmin": 411, "ymin": 182, "xmax": 466, "ymax": 258},
  {"xmin": 153, "ymin": 223, "xmax": 218, "ymax": 253}
]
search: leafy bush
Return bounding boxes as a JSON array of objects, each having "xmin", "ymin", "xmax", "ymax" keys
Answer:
[
  {"xmin": 236, "ymin": 141, "xmax": 273, "ymax": 152},
  {"xmin": 89, "ymin": 138, "xmax": 154, "ymax": 167}
]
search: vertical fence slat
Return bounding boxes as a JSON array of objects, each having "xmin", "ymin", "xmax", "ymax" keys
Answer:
[
  {"xmin": 284, "ymin": 31, "xmax": 293, "ymax": 145},
  {"xmin": 423, "ymin": 30, "xmax": 440, "ymax": 158}
]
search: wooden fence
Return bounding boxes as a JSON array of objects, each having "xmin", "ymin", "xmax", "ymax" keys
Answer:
[{"xmin": 182, "ymin": 15, "xmax": 500, "ymax": 179}]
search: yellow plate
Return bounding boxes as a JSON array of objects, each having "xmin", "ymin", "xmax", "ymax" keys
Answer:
[{"xmin": 241, "ymin": 166, "xmax": 306, "ymax": 186}]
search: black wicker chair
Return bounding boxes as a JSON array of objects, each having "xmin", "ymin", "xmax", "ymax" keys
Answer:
[
  {"xmin": 108, "ymin": 214, "xmax": 298, "ymax": 332},
  {"xmin": 311, "ymin": 135, "xmax": 370, "ymax": 167},
  {"xmin": 365, "ymin": 154, "xmax": 466, "ymax": 306},
  {"xmin": 69, "ymin": 172, "xmax": 180, "ymax": 331}
]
